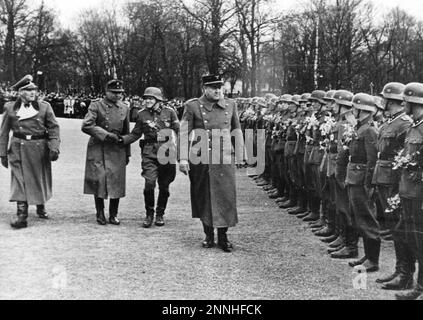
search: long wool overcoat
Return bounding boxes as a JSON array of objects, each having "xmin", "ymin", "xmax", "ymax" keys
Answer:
[
  {"xmin": 0, "ymin": 99, "xmax": 60, "ymax": 205},
  {"xmin": 82, "ymin": 98, "xmax": 130, "ymax": 199},
  {"xmin": 180, "ymin": 95, "xmax": 243, "ymax": 228}
]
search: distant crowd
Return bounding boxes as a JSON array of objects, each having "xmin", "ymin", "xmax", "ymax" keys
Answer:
[{"xmin": 0, "ymin": 89, "xmax": 186, "ymax": 122}]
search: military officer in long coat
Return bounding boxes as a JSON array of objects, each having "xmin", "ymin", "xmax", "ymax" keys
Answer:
[
  {"xmin": 0, "ymin": 75, "xmax": 60, "ymax": 229},
  {"xmin": 120, "ymin": 87, "xmax": 180, "ymax": 228},
  {"xmin": 81, "ymin": 79, "xmax": 131, "ymax": 226},
  {"xmin": 179, "ymin": 75, "xmax": 244, "ymax": 253}
]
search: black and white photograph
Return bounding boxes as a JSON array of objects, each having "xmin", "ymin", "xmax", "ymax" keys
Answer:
[{"xmin": 1, "ymin": 0, "xmax": 423, "ymax": 305}]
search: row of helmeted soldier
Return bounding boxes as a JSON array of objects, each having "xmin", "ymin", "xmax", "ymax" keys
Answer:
[{"xmin": 237, "ymin": 83, "xmax": 423, "ymax": 300}]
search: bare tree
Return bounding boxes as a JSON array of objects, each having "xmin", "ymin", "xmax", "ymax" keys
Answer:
[
  {"xmin": 0, "ymin": 0, "xmax": 28, "ymax": 82},
  {"xmin": 179, "ymin": 0, "xmax": 237, "ymax": 75}
]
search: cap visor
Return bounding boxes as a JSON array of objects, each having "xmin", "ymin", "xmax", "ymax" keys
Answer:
[{"xmin": 204, "ymin": 81, "xmax": 224, "ymax": 86}]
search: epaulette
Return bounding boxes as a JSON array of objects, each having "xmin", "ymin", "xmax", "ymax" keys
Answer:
[
  {"xmin": 401, "ymin": 115, "xmax": 413, "ymax": 123},
  {"xmin": 186, "ymin": 98, "xmax": 198, "ymax": 103},
  {"xmin": 138, "ymin": 108, "xmax": 146, "ymax": 113}
]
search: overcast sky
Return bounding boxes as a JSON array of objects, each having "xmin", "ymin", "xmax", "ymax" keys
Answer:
[{"xmin": 40, "ymin": 0, "xmax": 423, "ymax": 29}]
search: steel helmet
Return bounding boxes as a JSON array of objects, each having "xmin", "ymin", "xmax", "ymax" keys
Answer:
[
  {"xmin": 291, "ymin": 95, "xmax": 302, "ymax": 106},
  {"xmin": 334, "ymin": 90, "xmax": 354, "ymax": 107},
  {"xmin": 143, "ymin": 87, "xmax": 165, "ymax": 101},
  {"xmin": 380, "ymin": 82, "xmax": 405, "ymax": 101},
  {"xmin": 309, "ymin": 90, "xmax": 327, "ymax": 104},
  {"xmin": 403, "ymin": 83, "xmax": 423, "ymax": 105},
  {"xmin": 280, "ymin": 94, "xmax": 293, "ymax": 103},
  {"xmin": 352, "ymin": 93, "xmax": 378, "ymax": 113},
  {"xmin": 299, "ymin": 93, "xmax": 311, "ymax": 103},
  {"xmin": 323, "ymin": 90, "xmax": 337, "ymax": 102}
]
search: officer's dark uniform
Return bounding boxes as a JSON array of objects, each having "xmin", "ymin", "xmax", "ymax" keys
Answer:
[
  {"xmin": 373, "ymin": 105, "xmax": 415, "ymax": 288},
  {"xmin": 272, "ymin": 106, "xmax": 287, "ymax": 200},
  {"xmin": 304, "ymin": 91, "xmax": 327, "ymax": 223},
  {"xmin": 285, "ymin": 97, "xmax": 302, "ymax": 211},
  {"xmin": 396, "ymin": 82, "xmax": 423, "ymax": 300},
  {"xmin": 346, "ymin": 93, "xmax": 381, "ymax": 272},
  {"xmin": 289, "ymin": 94, "xmax": 311, "ymax": 214},
  {"xmin": 123, "ymin": 97, "xmax": 180, "ymax": 225}
]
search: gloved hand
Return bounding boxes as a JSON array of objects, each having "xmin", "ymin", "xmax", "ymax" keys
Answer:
[
  {"xmin": 49, "ymin": 150, "xmax": 59, "ymax": 162},
  {"xmin": 105, "ymin": 133, "xmax": 119, "ymax": 144},
  {"xmin": 179, "ymin": 161, "xmax": 190, "ymax": 175},
  {"xmin": 1, "ymin": 156, "xmax": 8, "ymax": 169}
]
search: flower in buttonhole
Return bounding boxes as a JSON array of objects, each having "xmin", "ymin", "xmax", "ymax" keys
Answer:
[{"xmin": 385, "ymin": 194, "xmax": 401, "ymax": 214}]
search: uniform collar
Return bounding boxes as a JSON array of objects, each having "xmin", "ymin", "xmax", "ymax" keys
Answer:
[
  {"xmin": 199, "ymin": 95, "xmax": 226, "ymax": 111},
  {"xmin": 149, "ymin": 105, "xmax": 162, "ymax": 114},
  {"xmin": 104, "ymin": 97, "xmax": 120, "ymax": 108},
  {"xmin": 388, "ymin": 112, "xmax": 406, "ymax": 124},
  {"xmin": 413, "ymin": 114, "xmax": 423, "ymax": 127}
]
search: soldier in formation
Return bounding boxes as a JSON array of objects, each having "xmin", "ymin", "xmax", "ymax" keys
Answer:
[{"xmin": 239, "ymin": 82, "xmax": 423, "ymax": 300}]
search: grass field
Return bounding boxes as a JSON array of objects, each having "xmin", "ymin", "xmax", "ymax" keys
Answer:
[{"xmin": 0, "ymin": 117, "xmax": 401, "ymax": 300}]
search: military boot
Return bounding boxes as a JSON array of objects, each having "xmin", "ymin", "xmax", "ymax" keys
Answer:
[
  {"xmin": 348, "ymin": 238, "xmax": 368, "ymax": 267},
  {"xmin": 310, "ymin": 217, "xmax": 325, "ymax": 229},
  {"xmin": 257, "ymin": 180, "xmax": 270, "ymax": 187},
  {"xmin": 329, "ymin": 234, "xmax": 346, "ymax": 249},
  {"xmin": 303, "ymin": 196, "xmax": 320, "ymax": 221},
  {"xmin": 303, "ymin": 211, "xmax": 320, "ymax": 222},
  {"xmin": 279, "ymin": 199, "xmax": 297, "ymax": 209},
  {"xmin": 217, "ymin": 228, "xmax": 233, "ymax": 253},
  {"xmin": 288, "ymin": 193, "xmax": 307, "ymax": 215},
  {"xmin": 276, "ymin": 196, "xmax": 289, "ymax": 203},
  {"xmin": 143, "ymin": 189, "xmax": 155, "ymax": 228},
  {"xmin": 395, "ymin": 284, "xmax": 423, "ymax": 300},
  {"xmin": 382, "ymin": 274, "xmax": 414, "ymax": 291},
  {"xmin": 109, "ymin": 199, "xmax": 120, "ymax": 225},
  {"xmin": 315, "ymin": 226, "xmax": 334, "ymax": 237},
  {"xmin": 36, "ymin": 204, "xmax": 49, "ymax": 219},
  {"xmin": 382, "ymin": 241, "xmax": 416, "ymax": 289},
  {"xmin": 11, "ymin": 202, "xmax": 28, "ymax": 229},
  {"xmin": 279, "ymin": 186, "xmax": 297, "ymax": 209},
  {"xmin": 376, "ymin": 240, "xmax": 407, "ymax": 284},
  {"xmin": 94, "ymin": 197, "xmax": 107, "ymax": 226},
  {"xmin": 321, "ymin": 233, "xmax": 338, "ymax": 243},
  {"xmin": 202, "ymin": 224, "xmax": 215, "ymax": 248},
  {"xmin": 328, "ymin": 244, "xmax": 346, "ymax": 254},
  {"xmin": 155, "ymin": 189, "xmax": 170, "ymax": 227},
  {"xmin": 331, "ymin": 227, "xmax": 359, "ymax": 259},
  {"xmin": 359, "ymin": 239, "xmax": 380, "ymax": 272}
]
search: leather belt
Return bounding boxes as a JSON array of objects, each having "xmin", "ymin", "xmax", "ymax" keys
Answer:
[{"xmin": 13, "ymin": 133, "xmax": 48, "ymax": 141}]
